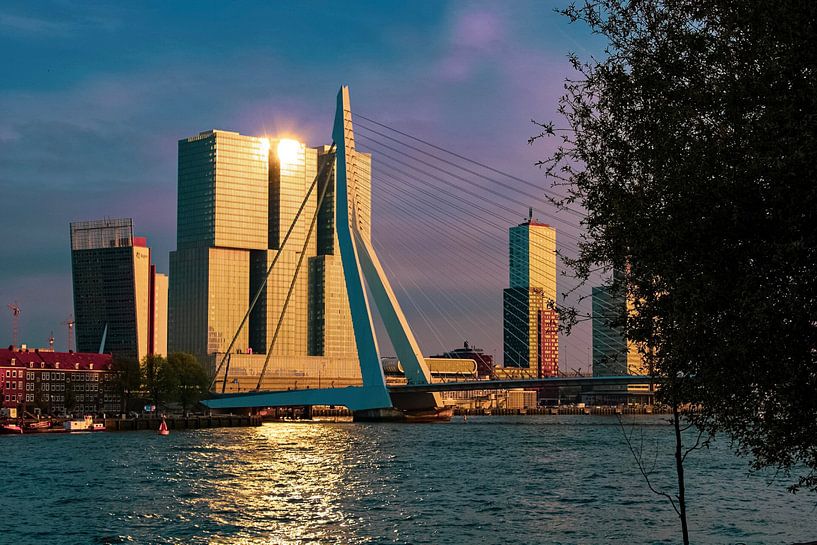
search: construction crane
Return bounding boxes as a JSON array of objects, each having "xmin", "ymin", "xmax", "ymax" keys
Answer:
[
  {"xmin": 7, "ymin": 302, "xmax": 21, "ymax": 347},
  {"xmin": 62, "ymin": 314, "xmax": 75, "ymax": 352}
]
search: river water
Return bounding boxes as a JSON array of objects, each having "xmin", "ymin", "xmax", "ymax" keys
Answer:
[{"xmin": 0, "ymin": 416, "xmax": 813, "ymax": 545}]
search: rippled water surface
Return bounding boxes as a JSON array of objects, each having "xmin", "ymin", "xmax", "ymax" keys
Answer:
[{"xmin": 0, "ymin": 416, "xmax": 813, "ymax": 545}]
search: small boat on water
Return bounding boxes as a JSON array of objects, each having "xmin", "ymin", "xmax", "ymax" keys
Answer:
[
  {"xmin": 27, "ymin": 420, "xmax": 53, "ymax": 431},
  {"xmin": 64, "ymin": 416, "xmax": 105, "ymax": 432},
  {"xmin": 158, "ymin": 418, "xmax": 170, "ymax": 436},
  {"xmin": 1, "ymin": 423, "xmax": 24, "ymax": 435}
]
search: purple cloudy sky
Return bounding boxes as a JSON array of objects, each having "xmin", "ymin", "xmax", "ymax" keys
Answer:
[{"xmin": 0, "ymin": 1, "xmax": 602, "ymax": 368}]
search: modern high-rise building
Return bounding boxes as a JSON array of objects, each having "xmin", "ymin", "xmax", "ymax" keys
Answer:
[
  {"xmin": 592, "ymin": 283, "xmax": 648, "ymax": 377},
  {"xmin": 70, "ymin": 218, "xmax": 166, "ymax": 362},
  {"xmin": 168, "ymin": 131, "xmax": 363, "ymax": 366},
  {"xmin": 307, "ymin": 145, "xmax": 370, "ymax": 360},
  {"xmin": 502, "ymin": 212, "xmax": 558, "ymax": 376},
  {"xmin": 150, "ymin": 268, "xmax": 168, "ymax": 356},
  {"xmin": 169, "ymin": 130, "xmax": 270, "ymax": 358},
  {"xmin": 591, "ymin": 279, "xmax": 650, "ymax": 401},
  {"xmin": 591, "ymin": 285, "xmax": 628, "ymax": 376},
  {"xmin": 249, "ymin": 138, "xmax": 317, "ymax": 356}
]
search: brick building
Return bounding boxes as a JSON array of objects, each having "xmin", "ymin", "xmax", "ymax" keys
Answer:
[{"xmin": 1, "ymin": 347, "xmax": 121, "ymax": 416}]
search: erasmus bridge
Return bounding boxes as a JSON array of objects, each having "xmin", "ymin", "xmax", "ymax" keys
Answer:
[{"xmin": 202, "ymin": 87, "xmax": 653, "ymax": 420}]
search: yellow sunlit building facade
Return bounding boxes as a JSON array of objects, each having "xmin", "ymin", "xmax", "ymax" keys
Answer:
[{"xmin": 169, "ymin": 130, "xmax": 367, "ymax": 388}]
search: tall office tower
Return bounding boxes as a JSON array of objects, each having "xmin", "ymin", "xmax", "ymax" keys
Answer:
[
  {"xmin": 169, "ymin": 130, "xmax": 269, "ymax": 358},
  {"xmin": 591, "ymin": 282, "xmax": 647, "ymax": 377},
  {"xmin": 307, "ymin": 145, "xmax": 370, "ymax": 358},
  {"xmin": 249, "ymin": 139, "xmax": 317, "ymax": 356},
  {"xmin": 503, "ymin": 212, "xmax": 558, "ymax": 375},
  {"xmin": 150, "ymin": 268, "xmax": 168, "ymax": 356},
  {"xmin": 70, "ymin": 218, "xmax": 166, "ymax": 362}
]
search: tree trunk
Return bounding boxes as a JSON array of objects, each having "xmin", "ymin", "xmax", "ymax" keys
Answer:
[{"xmin": 673, "ymin": 403, "xmax": 690, "ymax": 545}]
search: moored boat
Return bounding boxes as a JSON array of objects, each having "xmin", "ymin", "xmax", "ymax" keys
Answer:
[
  {"xmin": 64, "ymin": 416, "xmax": 105, "ymax": 432},
  {"xmin": 27, "ymin": 420, "xmax": 53, "ymax": 431},
  {"xmin": 1, "ymin": 423, "xmax": 24, "ymax": 434}
]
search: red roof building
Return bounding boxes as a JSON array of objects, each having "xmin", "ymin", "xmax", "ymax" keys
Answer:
[{"xmin": 1, "ymin": 347, "xmax": 121, "ymax": 416}]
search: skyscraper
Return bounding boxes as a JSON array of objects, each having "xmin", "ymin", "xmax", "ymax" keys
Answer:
[
  {"xmin": 169, "ymin": 131, "xmax": 356, "ymax": 364},
  {"xmin": 249, "ymin": 139, "xmax": 317, "ymax": 356},
  {"xmin": 592, "ymin": 283, "xmax": 648, "ymax": 377},
  {"xmin": 591, "ymin": 285, "xmax": 628, "ymax": 376},
  {"xmin": 503, "ymin": 212, "xmax": 558, "ymax": 376},
  {"xmin": 70, "ymin": 218, "xmax": 166, "ymax": 362},
  {"xmin": 150, "ymin": 267, "xmax": 168, "ymax": 356},
  {"xmin": 591, "ymin": 278, "xmax": 649, "ymax": 401},
  {"xmin": 307, "ymin": 145, "xmax": 370, "ymax": 359},
  {"xmin": 169, "ymin": 130, "xmax": 270, "ymax": 358}
]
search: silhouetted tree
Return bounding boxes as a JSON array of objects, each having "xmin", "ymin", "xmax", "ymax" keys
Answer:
[
  {"xmin": 141, "ymin": 354, "xmax": 166, "ymax": 411},
  {"xmin": 113, "ymin": 356, "xmax": 141, "ymax": 414},
  {"xmin": 537, "ymin": 1, "xmax": 817, "ymax": 542},
  {"xmin": 164, "ymin": 352, "xmax": 210, "ymax": 414}
]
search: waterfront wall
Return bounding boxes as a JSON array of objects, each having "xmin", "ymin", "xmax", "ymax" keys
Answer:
[
  {"xmin": 105, "ymin": 415, "xmax": 262, "ymax": 431},
  {"xmin": 304, "ymin": 406, "xmax": 670, "ymax": 418}
]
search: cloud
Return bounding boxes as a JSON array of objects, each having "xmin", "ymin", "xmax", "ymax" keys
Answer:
[
  {"xmin": 451, "ymin": 9, "xmax": 505, "ymax": 50},
  {"xmin": 0, "ymin": 8, "xmax": 119, "ymax": 37},
  {"xmin": 0, "ymin": 12, "xmax": 71, "ymax": 34}
]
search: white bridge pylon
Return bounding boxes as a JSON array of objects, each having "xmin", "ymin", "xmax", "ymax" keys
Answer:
[
  {"xmin": 334, "ymin": 86, "xmax": 443, "ymax": 412},
  {"xmin": 203, "ymin": 86, "xmax": 442, "ymax": 413}
]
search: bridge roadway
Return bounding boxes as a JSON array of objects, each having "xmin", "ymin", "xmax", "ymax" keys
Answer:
[{"xmin": 202, "ymin": 375, "xmax": 656, "ymax": 411}]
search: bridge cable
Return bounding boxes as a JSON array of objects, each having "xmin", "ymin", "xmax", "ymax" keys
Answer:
[
  {"xmin": 359, "ymin": 163, "xmax": 623, "ymax": 364},
  {"xmin": 351, "ymin": 111, "xmax": 585, "ymax": 217}
]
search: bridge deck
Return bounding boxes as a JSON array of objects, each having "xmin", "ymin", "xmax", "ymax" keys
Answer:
[{"xmin": 202, "ymin": 376, "xmax": 656, "ymax": 410}]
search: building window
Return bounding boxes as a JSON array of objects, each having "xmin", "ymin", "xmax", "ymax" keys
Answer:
[{"xmin": 12, "ymin": 371, "xmax": 17, "ymax": 378}]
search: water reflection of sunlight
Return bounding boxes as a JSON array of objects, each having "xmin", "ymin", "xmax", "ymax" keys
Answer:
[{"xmin": 181, "ymin": 424, "xmax": 356, "ymax": 544}]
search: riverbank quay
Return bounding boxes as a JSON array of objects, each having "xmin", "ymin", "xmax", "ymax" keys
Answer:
[
  {"xmin": 456, "ymin": 405, "xmax": 670, "ymax": 416},
  {"xmin": 256, "ymin": 405, "xmax": 671, "ymax": 420},
  {"xmin": 104, "ymin": 414, "xmax": 262, "ymax": 432}
]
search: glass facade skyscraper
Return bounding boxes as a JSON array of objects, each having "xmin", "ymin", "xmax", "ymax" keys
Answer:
[
  {"xmin": 306, "ymin": 145, "xmax": 370, "ymax": 360},
  {"xmin": 169, "ymin": 130, "xmax": 365, "ymax": 367},
  {"xmin": 592, "ymin": 283, "xmax": 648, "ymax": 376},
  {"xmin": 70, "ymin": 218, "xmax": 165, "ymax": 362},
  {"xmin": 170, "ymin": 130, "xmax": 269, "ymax": 358},
  {"xmin": 503, "ymin": 216, "xmax": 558, "ymax": 375},
  {"xmin": 591, "ymin": 279, "xmax": 649, "ymax": 401}
]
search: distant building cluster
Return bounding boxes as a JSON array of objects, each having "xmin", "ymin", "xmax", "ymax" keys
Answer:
[{"xmin": 19, "ymin": 125, "xmax": 650, "ymax": 407}]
